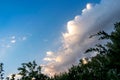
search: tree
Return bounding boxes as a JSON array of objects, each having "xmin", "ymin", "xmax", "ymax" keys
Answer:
[
  {"xmin": 6, "ymin": 77, "xmax": 10, "ymax": 80},
  {"xmin": 18, "ymin": 60, "xmax": 49, "ymax": 80},
  {"xmin": 17, "ymin": 63, "xmax": 28, "ymax": 80},
  {"xmin": 10, "ymin": 74, "xmax": 15, "ymax": 80},
  {"xmin": 0, "ymin": 63, "xmax": 4, "ymax": 80},
  {"xmin": 85, "ymin": 22, "xmax": 120, "ymax": 80}
]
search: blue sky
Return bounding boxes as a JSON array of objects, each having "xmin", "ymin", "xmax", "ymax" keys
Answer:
[{"xmin": 0, "ymin": 0, "xmax": 102, "ymax": 77}]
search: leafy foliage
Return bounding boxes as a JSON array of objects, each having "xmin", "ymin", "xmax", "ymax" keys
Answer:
[
  {"xmin": 17, "ymin": 60, "xmax": 49, "ymax": 80},
  {"xmin": 0, "ymin": 63, "xmax": 4, "ymax": 80}
]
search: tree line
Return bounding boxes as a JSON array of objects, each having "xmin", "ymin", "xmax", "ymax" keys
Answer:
[{"xmin": 0, "ymin": 22, "xmax": 120, "ymax": 80}]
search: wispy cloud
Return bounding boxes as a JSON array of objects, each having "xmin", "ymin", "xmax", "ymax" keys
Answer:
[
  {"xmin": 11, "ymin": 36, "xmax": 16, "ymax": 39},
  {"xmin": 42, "ymin": 0, "xmax": 120, "ymax": 76},
  {"xmin": 21, "ymin": 36, "xmax": 27, "ymax": 41},
  {"xmin": 11, "ymin": 39, "xmax": 16, "ymax": 44},
  {"xmin": 6, "ymin": 45, "xmax": 12, "ymax": 48},
  {"xmin": 0, "ymin": 34, "xmax": 31, "ymax": 58}
]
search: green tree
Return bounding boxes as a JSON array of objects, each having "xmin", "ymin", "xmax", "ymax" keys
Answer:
[
  {"xmin": 85, "ymin": 22, "xmax": 120, "ymax": 80},
  {"xmin": 17, "ymin": 63, "xmax": 28, "ymax": 80},
  {"xmin": 18, "ymin": 60, "xmax": 49, "ymax": 80}
]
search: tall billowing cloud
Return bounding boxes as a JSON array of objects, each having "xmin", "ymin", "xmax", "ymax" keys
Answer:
[{"xmin": 42, "ymin": 0, "xmax": 120, "ymax": 76}]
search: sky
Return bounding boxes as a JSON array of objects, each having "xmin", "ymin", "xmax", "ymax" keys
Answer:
[{"xmin": 0, "ymin": 0, "xmax": 120, "ymax": 78}]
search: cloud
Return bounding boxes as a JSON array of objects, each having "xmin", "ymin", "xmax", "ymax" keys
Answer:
[
  {"xmin": 43, "ymin": 51, "xmax": 56, "ymax": 62},
  {"xmin": 11, "ymin": 40, "xmax": 16, "ymax": 44},
  {"xmin": 0, "ymin": 34, "xmax": 30, "ymax": 58},
  {"xmin": 21, "ymin": 36, "xmax": 27, "ymax": 41},
  {"xmin": 6, "ymin": 45, "xmax": 12, "ymax": 48},
  {"xmin": 10, "ymin": 36, "xmax": 17, "ymax": 44},
  {"xmin": 11, "ymin": 36, "xmax": 16, "ymax": 39},
  {"xmin": 82, "ymin": 3, "xmax": 93, "ymax": 13},
  {"xmin": 46, "ymin": 51, "xmax": 54, "ymax": 56},
  {"xmin": 42, "ymin": 0, "xmax": 120, "ymax": 76}
]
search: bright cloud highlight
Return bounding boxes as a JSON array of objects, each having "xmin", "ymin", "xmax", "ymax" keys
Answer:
[{"xmin": 11, "ymin": 40, "xmax": 16, "ymax": 44}]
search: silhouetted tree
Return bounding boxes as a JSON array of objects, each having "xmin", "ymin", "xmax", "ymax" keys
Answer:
[
  {"xmin": 85, "ymin": 22, "xmax": 120, "ymax": 80},
  {"xmin": 18, "ymin": 60, "xmax": 49, "ymax": 80},
  {"xmin": 0, "ymin": 63, "xmax": 4, "ymax": 80},
  {"xmin": 10, "ymin": 74, "xmax": 15, "ymax": 80},
  {"xmin": 6, "ymin": 77, "xmax": 9, "ymax": 80}
]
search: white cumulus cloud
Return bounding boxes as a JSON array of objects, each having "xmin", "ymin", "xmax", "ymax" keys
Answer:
[{"xmin": 42, "ymin": 0, "xmax": 120, "ymax": 76}]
